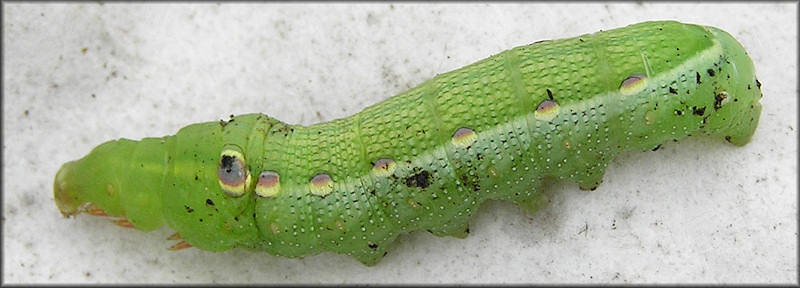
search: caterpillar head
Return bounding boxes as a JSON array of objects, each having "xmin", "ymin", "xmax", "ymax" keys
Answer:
[
  {"xmin": 54, "ymin": 138, "xmax": 166, "ymax": 230},
  {"xmin": 53, "ymin": 129, "xmax": 262, "ymax": 251}
]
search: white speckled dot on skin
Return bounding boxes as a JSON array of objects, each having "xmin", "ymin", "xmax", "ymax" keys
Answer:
[{"xmin": 3, "ymin": 2, "xmax": 795, "ymax": 284}]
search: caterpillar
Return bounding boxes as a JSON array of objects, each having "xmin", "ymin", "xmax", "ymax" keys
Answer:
[{"xmin": 54, "ymin": 20, "xmax": 762, "ymax": 266}]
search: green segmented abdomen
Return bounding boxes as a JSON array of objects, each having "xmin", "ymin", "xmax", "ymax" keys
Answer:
[{"xmin": 54, "ymin": 20, "xmax": 762, "ymax": 266}]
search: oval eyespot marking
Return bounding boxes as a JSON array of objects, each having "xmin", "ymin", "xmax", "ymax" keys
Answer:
[
  {"xmin": 335, "ymin": 220, "xmax": 345, "ymax": 231},
  {"xmin": 309, "ymin": 173, "xmax": 334, "ymax": 197},
  {"xmin": 645, "ymin": 110, "xmax": 655, "ymax": 125},
  {"xmin": 534, "ymin": 100, "xmax": 560, "ymax": 121},
  {"xmin": 270, "ymin": 222, "xmax": 281, "ymax": 235},
  {"xmin": 620, "ymin": 74, "xmax": 648, "ymax": 95},
  {"xmin": 255, "ymin": 170, "xmax": 280, "ymax": 198},
  {"xmin": 372, "ymin": 158, "xmax": 396, "ymax": 177},
  {"xmin": 218, "ymin": 146, "xmax": 250, "ymax": 197},
  {"xmin": 406, "ymin": 198, "xmax": 422, "ymax": 209},
  {"xmin": 106, "ymin": 183, "xmax": 116, "ymax": 196},
  {"xmin": 487, "ymin": 166, "xmax": 500, "ymax": 178},
  {"xmin": 451, "ymin": 127, "xmax": 477, "ymax": 147}
]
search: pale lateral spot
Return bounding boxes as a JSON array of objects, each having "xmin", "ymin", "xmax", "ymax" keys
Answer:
[
  {"xmin": 487, "ymin": 166, "xmax": 500, "ymax": 178},
  {"xmin": 645, "ymin": 110, "xmax": 655, "ymax": 125},
  {"xmin": 534, "ymin": 100, "xmax": 560, "ymax": 121},
  {"xmin": 372, "ymin": 158, "xmax": 396, "ymax": 177},
  {"xmin": 407, "ymin": 198, "xmax": 422, "ymax": 209},
  {"xmin": 620, "ymin": 74, "xmax": 648, "ymax": 95},
  {"xmin": 309, "ymin": 173, "xmax": 334, "ymax": 197},
  {"xmin": 255, "ymin": 170, "xmax": 280, "ymax": 198},
  {"xmin": 270, "ymin": 222, "xmax": 281, "ymax": 235},
  {"xmin": 105, "ymin": 183, "xmax": 115, "ymax": 196},
  {"xmin": 451, "ymin": 127, "xmax": 477, "ymax": 147},
  {"xmin": 335, "ymin": 220, "xmax": 345, "ymax": 231}
]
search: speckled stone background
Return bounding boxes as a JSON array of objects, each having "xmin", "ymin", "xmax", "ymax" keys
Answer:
[{"xmin": 3, "ymin": 3, "xmax": 796, "ymax": 284}]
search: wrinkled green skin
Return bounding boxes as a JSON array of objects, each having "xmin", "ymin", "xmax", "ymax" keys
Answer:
[{"xmin": 55, "ymin": 21, "xmax": 762, "ymax": 266}]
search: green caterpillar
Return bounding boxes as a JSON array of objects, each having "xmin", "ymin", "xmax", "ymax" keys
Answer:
[{"xmin": 54, "ymin": 21, "xmax": 762, "ymax": 266}]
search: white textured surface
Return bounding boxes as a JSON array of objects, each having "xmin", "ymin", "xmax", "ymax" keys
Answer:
[{"xmin": 3, "ymin": 3, "xmax": 796, "ymax": 284}]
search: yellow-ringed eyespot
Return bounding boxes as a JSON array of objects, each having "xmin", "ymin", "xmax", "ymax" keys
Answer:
[{"xmin": 218, "ymin": 146, "xmax": 251, "ymax": 197}]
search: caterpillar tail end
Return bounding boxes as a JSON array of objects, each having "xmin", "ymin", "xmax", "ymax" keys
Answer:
[
  {"xmin": 705, "ymin": 25, "xmax": 763, "ymax": 147},
  {"xmin": 723, "ymin": 102, "xmax": 761, "ymax": 147}
]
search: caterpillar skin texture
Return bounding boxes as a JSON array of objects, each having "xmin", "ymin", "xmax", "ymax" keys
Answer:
[{"xmin": 54, "ymin": 21, "xmax": 762, "ymax": 266}]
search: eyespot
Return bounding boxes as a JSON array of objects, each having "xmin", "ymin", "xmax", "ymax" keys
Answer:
[
  {"xmin": 218, "ymin": 146, "xmax": 250, "ymax": 197},
  {"xmin": 270, "ymin": 222, "xmax": 281, "ymax": 235},
  {"xmin": 309, "ymin": 173, "xmax": 334, "ymax": 197},
  {"xmin": 372, "ymin": 158, "xmax": 396, "ymax": 177},
  {"xmin": 451, "ymin": 127, "xmax": 477, "ymax": 147},
  {"xmin": 534, "ymin": 100, "xmax": 560, "ymax": 121},
  {"xmin": 645, "ymin": 110, "xmax": 655, "ymax": 125},
  {"xmin": 620, "ymin": 74, "xmax": 648, "ymax": 95},
  {"xmin": 255, "ymin": 170, "xmax": 280, "ymax": 198}
]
